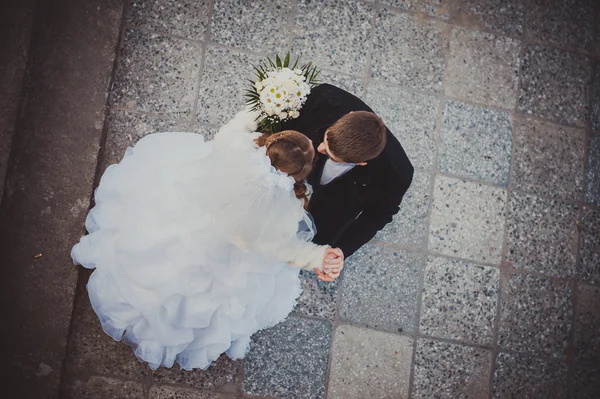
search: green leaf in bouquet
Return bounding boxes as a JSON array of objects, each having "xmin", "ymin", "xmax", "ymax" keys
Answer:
[
  {"xmin": 267, "ymin": 56, "xmax": 275, "ymax": 68},
  {"xmin": 283, "ymin": 52, "xmax": 290, "ymax": 68},
  {"xmin": 275, "ymin": 54, "xmax": 282, "ymax": 68},
  {"xmin": 292, "ymin": 56, "xmax": 299, "ymax": 70}
]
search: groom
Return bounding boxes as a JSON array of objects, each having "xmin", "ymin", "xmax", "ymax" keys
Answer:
[{"xmin": 282, "ymin": 84, "xmax": 414, "ymax": 282}]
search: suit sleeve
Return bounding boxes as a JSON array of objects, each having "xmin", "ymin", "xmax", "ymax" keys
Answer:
[{"xmin": 334, "ymin": 166, "xmax": 413, "ymax": 258}]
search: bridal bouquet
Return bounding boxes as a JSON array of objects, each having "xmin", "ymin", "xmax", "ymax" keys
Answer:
[{"xmin": 245, "ymin": 52, "xmax": 320, "ymax": 134}]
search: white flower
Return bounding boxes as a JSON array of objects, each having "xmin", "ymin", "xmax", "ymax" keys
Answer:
[
  {"xmin": 294, "ymin": 68, "xmax": 302, "ymax": 75},
  {"xmin": 279, "ymin": 112, "xmax": 288, "ymax": 119},
  {"xmin": 290, "ymin": 110, "xmax": 300, "ymax": 118},
  {"xmin": 255, "ymin": 81, "xmax": 263, "ymax": 91}
]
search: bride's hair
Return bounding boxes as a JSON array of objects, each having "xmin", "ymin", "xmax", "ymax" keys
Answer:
[{"xmin": 255, "ymin": 130, "xmax": 313, "ymax": 209}]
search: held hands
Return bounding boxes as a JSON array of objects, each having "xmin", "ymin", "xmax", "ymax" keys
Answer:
[{"xmin": 314, "ymin": 248, "xmax": 344, "ymax": 282}]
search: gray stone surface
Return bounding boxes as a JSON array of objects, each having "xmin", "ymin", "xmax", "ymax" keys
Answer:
[
  {"xmin": 492, "ymin": 353, "xmax": 567, "ymax": 399},
  {"xmin": 126, "ymin": 0, "xmax": 211, "ymax": 40},
  {"xmin": 339, "ymin": 244, "xmax": 422, "ymax": 333},
  {"xmin": 366, "ymin": 81, "xmax": 440, "ymax": 170},
  {"xmin": 111, "ymin": 30, "xmax": 202, "ymax": 118},
  {"xmin": 429, "ymin": 175, "xmax": 507, "ymax": 264},
  {"xmin": 593, "ymin": 64, "xmax": 600, "ymax": 132},
  {"xmin": 65, "ymin": 280, "xmax": 147, "ymax": 379},
  {"xmin": 412, "ymin": 339, "xmax": 492, "ymax": 399},
  {"xmin": 211, "ymin": 0, "xmax": 293, "ymax": 54},
  {"xmin": 572, "ymin": 364, "xmax": 600, "ymax": 399},
  {"xmin": 294, "ymin": 269, "xmax": 338, "ymax": 321},
  {"xmin": 196, "ymin": 45, "xmax": 261, "ymax": 126},
  {"xmin": 586, "ymin": 132, "xmax": 600, "ymax": 205},
  {"xmin": 498, "ymin": 274, "xmax": 572, "ymax": 358},
  {"xmin": 518, "ymin": 45, "xmax": 591, "ymax": 127},
  {"xmin": 505, "ymin": 192, "xmax": 579, "ymax": 277},
  {"xmin": 371, "ymin": 8, "xmax": 446, "ymax": 92},
  {"xmin": 420, "ymin": 256, "xmax": 499, "ymax": 345},
  {"xmin": 375, "ymin": 169, "xmax": 431, "ymax": 249},
  {"xmin": 292, "ymin": 0, "xmax": 373, "ymax": 76},
  {"xmin": 0, "ymin": 1, "xmax": 123, "ymax": 397},
  {"xmin": 103, "ymin": 109, "xmax": 196, "ymax": 167},
  {"xmin": 149, "ymin": 385, "xmax": 235, "ymax": 399},
  {"xmin": 317, "ymin": 69, "xmax": 364, "ymax": 100},
  {"xmin": 580, "ymin": 206, "xmax": 600, "ymax": 285},
  {"xmin": 242, "ymin": 315, "xmax": 331, "ymax": 398},
  {"xmin": 512, "ymin": 118, "xmax": 586, "ymax": 201},
  {"xmin": 380, "ymin": 0, "xmax": 451, "ymax": 19},
  {"xmin": 63, "ymin": 376, "xmax": 145, "ymax": 399},
  {"xmin": 438, "ymin": 100, "xmax": 513, "ymax": 185},
  {"xmin": 151, "ymin": 357, "xmax": 240, "ymax": 393},
  {"xmin": 0, "ymin": 0, "xmax": 35, "ymax": 207},
  {"xmin": 453, "ymin": 0, "xmax": 524, "ymax": 37},
  {"xmin": 328, "ymin": 324, "xmax": 413, "ymax": 399},
  {"xmin": 574, "ymin": 283, "xmax": 600, "ymax": 363},
  {"xmin": 446, "ymin": 28, "xmax": 520, "ymax": 109},
  {"xmin": 526, "ymin": 0, "xmax": 595, "ymax": 53}
]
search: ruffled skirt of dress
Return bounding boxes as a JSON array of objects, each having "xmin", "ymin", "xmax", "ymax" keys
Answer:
[{"xmin": 71, "ymin": 133, "xmax": 302, "ymax": 370}]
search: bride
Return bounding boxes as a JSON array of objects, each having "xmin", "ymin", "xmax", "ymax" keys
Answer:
[{"xmin": 71, "ymin": 110, "xmax": 341, "ymax": 370}]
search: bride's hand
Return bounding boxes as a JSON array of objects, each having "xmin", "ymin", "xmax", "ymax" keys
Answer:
[
  {"xmin": 323, "ymin": 248, "xmax": 344, "ymax": 274},
  {"xmin": 314, "ymin": 268, "xmax": 338, "ymax": 282}
]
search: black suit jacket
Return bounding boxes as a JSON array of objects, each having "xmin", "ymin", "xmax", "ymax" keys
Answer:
[{"xmin": 282, "ymin": 84, "xmax": 414, "ymax": 257}]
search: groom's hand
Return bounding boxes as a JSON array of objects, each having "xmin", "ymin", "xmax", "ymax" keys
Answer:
[{"xmin": 323, "ymin": 248, "xmax": 344, "ymax": 274}]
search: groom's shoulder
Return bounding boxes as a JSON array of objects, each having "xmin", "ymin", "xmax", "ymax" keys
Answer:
[{"xmin": 375, "ymin": 131, "xmax": 414, "ymax": 185}]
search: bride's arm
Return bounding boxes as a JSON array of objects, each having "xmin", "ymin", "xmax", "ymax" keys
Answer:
[{"xmin": 270, "ymin": 238, "xmax": 329, "ymax": 271}]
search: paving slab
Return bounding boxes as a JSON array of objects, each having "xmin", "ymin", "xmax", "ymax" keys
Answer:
[
  {"xmin": 453, "ymin": 0, "xmax": 524, "ymax": 37},
  {"xmin": 446, "ymin": 28, "xmax": 520, "ymax": 109},
  {"xmin": 380, "ymin": 0, "xmax": 451, "ymax": 19},
  {"xmin": 511, "ymin": 118, "xmax": 586, "ymax": 201},
  {"xmin": 0, "ymin": 0, "xmax": 123, "ymax": 397},
  {"xmin": 292, "ymin": 0, "xmax": 373, "ymax": 76},
  {"xmin": 572, "ymin": 364, "xmax": 600, "ymax": 399},
  {"xmin": 339, "ymin": 244, "xmax": 422, "ymax": 334},
  {"xmin": 419, "ymin": 256, "xmax": 499, "ymax": 345},
  {"xmin": 492, "ymin": 353, "xmax": 567, "ymax": 399},
  {"xmin": 579, "ymin": 206, "xmax": 600, "ymax": 285},
  {"xmin": 593, "ymin": 64, "xmax": 600, "ymax": 132},
  {"xmin": 412, "ymin": 339, "xmax": 492, "ymax": 399},
  {"xmin": 498, "ymin": 274, "xmax": 572, "ymax": 358},
  {"xmin": 586, "ymin": 132, "xmax": 600, "ymax": 205},
  {"xmin": 327, "ymin": 324, "xmax": 413, "ymax": 399},
  {"xmin": 294, "ymin": 269, "xmax": 338, "ymax": 321},
  {"xmin": 428, "ymin": 175, "xmax": 507, "ymax": 264},
  {"xmin": 149, "ymin": 385, "xmax": 236, "ymax": 399},
  {"xmin": 505, "ymin": 192, "xmax": 579, "ymax": 277},
  {"xmin": 62, "ymin": 376, "xmax": 145, "ymax": 399},
  {"xmin": 371, "ymin": 8, "xmax": 446, "ymax": 93},
  {"xmin": 574, "ymin": 283, "xmax": 600, "ymax": 363}
]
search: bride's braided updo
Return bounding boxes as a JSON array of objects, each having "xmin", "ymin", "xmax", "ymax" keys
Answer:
[{"xmin": 255, "ymin": 130, "xmax": 314, "ymax": 209}]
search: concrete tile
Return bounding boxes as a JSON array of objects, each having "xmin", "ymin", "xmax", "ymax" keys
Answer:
[
  {"xmin": 292, "ymin": 0, "xmax": 373, "ymax": 76},
  {"xmin": 572, "ymin": 364, "xmax": 600, "ymax": 399},
  {"xmin": 511, "ymin": 118, "xmax": 586, "ymax": 201},
  {"xmin": 586, "ymin": 133, "xmax": 600, "ymax": 206},
  {"xmin": 293, "ymin": 269, "xmax": 338, "ymax": 321},
  {"xmin": 526, "ymin": 0, "xmax": 595, "ymax": 53},
  {"xmin": 103, "ymin": 109, "xmax": 195, "ymax": 167},
  {"xmin": 592, "ymin": 64, "xmax": 600, "ymax": 132},
  {"xmin": 126, "ymin": 0, "xmax": 211, "ymax": 40},
  {"xmin": 454, "ymin": 0, "xmax": 524, "ymax": 37},
  {"xmin": 149, "ymin": 385, "xmax": 235, "ymax": 399},
  {"xmin": 492, "ymin": 353, "xmax": 567, "ymax": 399},
  {"xmin": 412, "ymin": 339, "xmax": 492, "ymax": 399},
  {"xmin": 66, "ymin": 281, "xmax": 147, "ymax": 379},
  {"xmin": 110, "ymin": 29, "xmax": 202, "ymax": 118},
  {"xmin": 505, "ymin": 192, "xmax": 579, "ymax": 277},
  {"xmin": 446, "ymin": 28, "xmax": 520, "ymax": 109},
  {"xmin": 375, "ymin": 169, "xmax": 432, "ymax": 249},
  {"xmin": 317, "ymin": 69, "xmax": 364, "ymax": 100},
  {"xmin": 327, "ymin": 325, "xmax": 413, "ymax": 399},
  {"xmin": 211, "ymin": 0, "xmax": 293, "ymax": 54},
  {"xmin": 438, "ymin": 100, "xmax": 513, "ymax": 185},
  {"xmin": 580, "ymin": 206, "xmax": 600, "ymax": 285},
  {"xmin": 518, "ymin": 45, "xmax": 591, "ymax": 127},
  {"xmin": 366, "ymin": 81, "xmax": 440, "ymax": 170},
  {"xmin": 339, "ymin": 244, "xmax": 422, "ymax": 333},
  {"xmin": 420, "ymin": 256, "xmax": 499, "ymax": 345},
  {"xmin": 63, "ymin": 376, "xmax": 144, "ymax": 399},
  {"xmin": 371, "ymin": 8, "xmax": 446, "ymax": 93},
  {"xmin": 242, "ymin": 315, "xmax": 331, "ymax": 399},
  {"xmin": 498, "ymin": 274, "xmax": 572, "ymax": 358},
  {"xmin": 380, "ymin": 0, "xmax": 451, "ymax": 19},
  {"xmin": 429, "ymin": 175, "xmax": 507, "ymax": 264},
  {"xmin": 196, "ymin": 46, "xmax": 262, "ymax": 126},
  {"xmin": 151, "ymin": 356, "xmax": 240, "ymax": 393},
  {"xmin": 574, "ymin": 284, "xmax": 600, "ymax": 363}
]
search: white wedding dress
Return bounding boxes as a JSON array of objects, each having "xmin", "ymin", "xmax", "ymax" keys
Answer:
[{"xmin": 71, "ymin": 110, "xmax": 327, "ymax": 370}]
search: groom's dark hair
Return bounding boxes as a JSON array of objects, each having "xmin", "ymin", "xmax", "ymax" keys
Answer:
[{"xmin": 327, "ymin": 111, "xmax": 386, "ymax": 163}]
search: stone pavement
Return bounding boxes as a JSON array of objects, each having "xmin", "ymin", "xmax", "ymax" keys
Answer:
[{"xmin": 2, "ymin": 0, "xmax": 600, "ymax": 398}]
